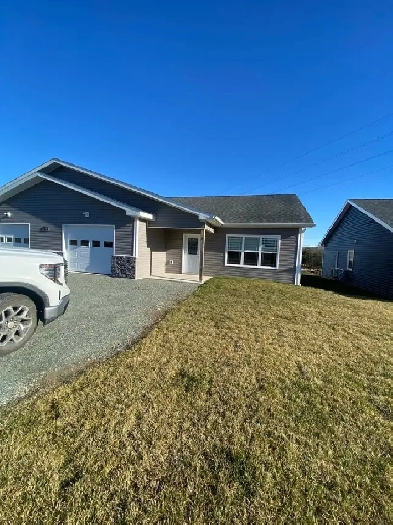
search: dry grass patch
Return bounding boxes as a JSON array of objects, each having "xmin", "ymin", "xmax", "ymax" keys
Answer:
[{"xmin": 0, "ymin": 278, "xmax": 392, "ymax": 523}]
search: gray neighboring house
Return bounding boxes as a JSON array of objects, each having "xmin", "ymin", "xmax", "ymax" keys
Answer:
[
  {"xmin": 0, "ymin": 159, "xmax": 314, "ymax": 284},
  {"xmin": 321, "ymin": 199, "xmax": 393, "ymax": 298}
]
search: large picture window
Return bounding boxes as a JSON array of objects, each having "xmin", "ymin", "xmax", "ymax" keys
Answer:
[{"xmin": 226, "ymin": 235, "xmax": 280, "ymax": 269}]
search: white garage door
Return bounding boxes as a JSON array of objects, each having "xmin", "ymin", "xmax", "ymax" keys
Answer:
[
  {"xmin": 64, "ymin": 225, "xmax": 115, "ymax": 274},
  {"xmin": 0, "ymin": 224, "xmax": 29, "ymax": 248}
]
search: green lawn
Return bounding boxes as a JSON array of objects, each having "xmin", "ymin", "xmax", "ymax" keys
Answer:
[{"xmin": 0, "ymin": 278, "xmax": 392, "ymax": 523}]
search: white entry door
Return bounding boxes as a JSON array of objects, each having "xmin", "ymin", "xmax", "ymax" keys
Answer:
[
  {"xmin": 182, "ymin": 234, "xmax": 200, "ymax": 274},
  {"xmin": 0, "ymin": 224, "xmax": 29, "ymax": 248},
  {"xmin": 64, "ymin": 225, "xmax": 115, "ymax": 274}
]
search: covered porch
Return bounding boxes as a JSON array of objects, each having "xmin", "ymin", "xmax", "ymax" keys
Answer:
[{"xmin": 143, "ymin": 223, "xmax": 214, "ymax": 283}]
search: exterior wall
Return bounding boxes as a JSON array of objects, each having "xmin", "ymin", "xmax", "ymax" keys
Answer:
[
  {"xmin": 165, "ymin": 229, "xmax": 201, "ymax": 274},
  {"xmin": 135, "ymin": 220, "xmax": 151, "ymax": 279},
  {"xmin": 149, "ymin": 228, "xmax": 167, "ymax": 275},
  {"xmin": 205, "ymin": 228, "xmax": 297, "ymax": 283},
  {"xmin": 164, "ymin": 227, "xmax": 298, "ymax": 283},
  {"xmin": 322, "ymin": 206, "xmax": 393, "ymax": 298},
  {"xmin": 47, "ymin": 167, "xmax": 203, "ymax": 229},
  {"xmin": 0, "ymin": 180, "xmax": 134, "ymax": 256}
]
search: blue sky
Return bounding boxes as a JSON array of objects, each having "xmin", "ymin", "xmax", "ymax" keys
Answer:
[{"xmin": 1, "ymin": 0, "xmax": 392, "ymax": 245}]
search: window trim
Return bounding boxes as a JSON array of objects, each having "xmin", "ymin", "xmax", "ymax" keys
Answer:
[
  {"xmin": 225, "ymin": 234, "xmax": 281, "ymax": 269},
  {"xmin": 347, "ymin": 249, "xmax": 354, "ymax": 271}
]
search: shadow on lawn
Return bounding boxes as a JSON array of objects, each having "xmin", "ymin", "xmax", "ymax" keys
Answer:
[{"xmin": 300, "ymin": 274, "xmax": 389, "ymax": 301}]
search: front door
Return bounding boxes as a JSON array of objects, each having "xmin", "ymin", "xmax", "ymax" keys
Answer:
[{"xmin": 182, "ymin": 234, "xmax": 200, "ymax": 274}]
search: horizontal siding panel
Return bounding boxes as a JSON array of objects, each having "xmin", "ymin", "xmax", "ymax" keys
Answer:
[
  {"xmin": 163, "ymin": 227, "xmax": 297, "ymax": 283},
  {"xmin": 148, "ymin": 228, "xmax": 167, "ymax": 275},
  {"xmin": 322, "ymin": 206, "xmax": 393, "ymax": 298},
  {"xmin": 0, "ymin": 180, "xmax": 134, "ymax": 256},
  {"xmin": 136, "ymin": 220, "xmax": 150, "ymax": 279},
  {"xmin": 48, "ymin": 167, "xmax": 202, "ymax": 229},
  {"xmin": 204, "ymin": 228, "xmax": 297, "ymax": 284}
]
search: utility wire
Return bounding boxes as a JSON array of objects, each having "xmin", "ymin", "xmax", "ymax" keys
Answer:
[
  {"xmin": 298, "ymin": 164, "xmax": 393, "ymax": 196},
  {"xmin": 265, "ymin": 149, "xmax": 393, "ymax": 194},
  {"xmin": 240, "ymin": 129, "xmax": 393, "ymax": 195},
  {"xmin": 223, "ymin": 110, "xmax": 393, "ymax": 194}
]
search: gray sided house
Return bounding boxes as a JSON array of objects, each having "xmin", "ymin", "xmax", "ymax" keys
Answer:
[
  {"xmin": 0, "ymin": 159, "xmax": 314, "ymax": 284},
  {"xmin": 321, "ymin": 199, "xmax": 393, "ymax": 298}
]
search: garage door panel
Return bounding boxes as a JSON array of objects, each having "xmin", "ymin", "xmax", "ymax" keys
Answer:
[
  {"xmin": 64, "ymin": 225, "xmax": 114, "ymax": 275},
  {"xmin": 0, "ymin": 224, "xmax": 30, "ymax": 248}
]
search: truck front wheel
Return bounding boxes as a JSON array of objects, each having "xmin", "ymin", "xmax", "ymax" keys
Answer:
[{"xmin": 0, "ymin": 294, "xmax": 37, "ymax": 356}]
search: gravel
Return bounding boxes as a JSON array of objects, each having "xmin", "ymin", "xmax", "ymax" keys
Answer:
[{"xmin": 0, "ymin": 274, "xmax": 198, "ymax": 406}]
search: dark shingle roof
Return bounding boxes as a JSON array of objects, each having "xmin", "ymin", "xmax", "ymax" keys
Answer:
[
  {"xmin": 350, "ymin": 199, "xmax": 393, "ymax": 228},
  {"xmin": 168, "ymin": 194, "xmax": 314, "ymax": 224}
]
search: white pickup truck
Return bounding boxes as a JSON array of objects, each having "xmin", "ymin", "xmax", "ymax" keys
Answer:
[{"xmin": 0, "ymin": 247, "xmax": 70, "ymax": 356}]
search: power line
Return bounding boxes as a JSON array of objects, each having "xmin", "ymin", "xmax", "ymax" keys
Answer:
[
  {"xmin": 240, "ymin": 129, "xmax": 393, "ymax": 195},
  {"xmin": 223, "ymin": 110, "xmax": 393, "ymax": 194},
  {"xmin": 298, "ymin": 164, "xmax": 393, "ymax": 196},
  {"xmin": 265, "ymin": 149, "xmax": 393, "ymax": 194}
]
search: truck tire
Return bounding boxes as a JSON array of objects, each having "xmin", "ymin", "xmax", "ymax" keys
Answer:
[{"xmin": 0, "ymin": 293, "xmax": 37, "ymax": 356}]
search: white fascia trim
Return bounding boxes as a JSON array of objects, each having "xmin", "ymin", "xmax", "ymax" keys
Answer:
[
  {"xmin": 348, "ymin": 201, "xmax": 393, "ymax": 233},
  {"xmin": 133, "ymin": 218, "xmax": 139, "ymax": 257},
  {"xmin": 294, "ymin": 228, "xmax": 305, "ymax": 285},
  {"xmin": 221, "ymin": 222, "xmax": 315, "ymax": 228},
  {"xmin": 0, "ymin": 158, "xmax": 215, "ymax": 221},
  {"xmin": 46, "ymin": 159, "xmax": 215, "ymax": 220},
  {"xmin": 321, "ymin": 200, "xmax": 393, "ymax": 246},
  {"xmin": 38, "ymin": 173, "xmax": 155, "ymax": 220}
]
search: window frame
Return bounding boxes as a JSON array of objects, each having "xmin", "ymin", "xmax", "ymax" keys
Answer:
[
  {"xmin": 225, "ymin": 234, "xmax": 281, "ymax": 270},
  {"xmin": 347, "ymin": 249, "xmax": 355, "ymax": 271}
]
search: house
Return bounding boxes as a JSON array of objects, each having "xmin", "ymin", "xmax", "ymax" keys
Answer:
[
  {"xmin": 0, "ymin": 159, "xmax": 315, "ymax": 284},
  {"xmin": 321, "ymin": 199, "xmax": 393, "ymax": 298}
]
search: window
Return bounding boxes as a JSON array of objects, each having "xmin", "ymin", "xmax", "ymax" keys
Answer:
[
  {"xmin": 104, "ymin": 241, "xmax": 113, "ymax": 248},
  {"xmin": 6, "ymin": 237, "xmax": 13, "ymax": 243},
  {"xmin": 0, "ymin": 236, "xmax": 4, "ymax": 243},
  {"xmin": 24, "ymin": 238, "xmax": 29, "ymax": 245},
  {"xmin": 14, "ymin": 237, "xmax": 21, "ymax": 244},
  {"xmin": 347, "ymin": 250, "xmax": 354, "ymax": 271},
  {"xmin": 226, "ymin": 235, "xmax": 280, "ymax": 269},
  {"xmin": 69, "ymin": 239, "xmax": 78, "ymax": 246},
  {"xmin": 92, "ymin": 240, "xmax": 101, "ymax": 248},
  {"xmin": 80, "ymin": 240, "xmax": 90, "ymax": 247}
]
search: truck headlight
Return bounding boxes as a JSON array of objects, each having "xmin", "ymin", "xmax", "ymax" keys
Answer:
[{"xmin": 39, "ymin": 263, "xmax": 64, "ymax": 284}]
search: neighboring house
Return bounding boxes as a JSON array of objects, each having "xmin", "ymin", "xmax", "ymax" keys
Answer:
[
  {"xmin": 321, "ymin": 199, "xmax": 393, "ymax": 298},
  {"xmin": 0, "ymin": 159, "xmax": 315, "ymax": 284}
]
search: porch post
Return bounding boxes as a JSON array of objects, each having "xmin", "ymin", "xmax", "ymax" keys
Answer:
[{"xmin": 199, "ymin": 227, "xmax": 205, "ymax": 283}]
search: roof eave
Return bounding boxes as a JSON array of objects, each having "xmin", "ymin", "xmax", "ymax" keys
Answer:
[{"xmin": 221, "ymin": 222, "xmax": 316, "ymax": 228}]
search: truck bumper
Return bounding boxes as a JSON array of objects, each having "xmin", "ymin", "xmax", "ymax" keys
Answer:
[{"xmin": 43, "ymin": 294, "xmax": 70, "ymax": 325}]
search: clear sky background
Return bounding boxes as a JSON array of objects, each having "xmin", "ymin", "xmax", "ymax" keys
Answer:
[{"xmin": 1, "ymin": 0, "xmax": 392, "ymax": 245}]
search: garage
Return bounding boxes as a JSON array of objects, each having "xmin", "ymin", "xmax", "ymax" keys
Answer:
[
  {"xmin": 63, "ymin": 225, "xmax": 115, "ymax": 274},
  {"xmin": 0, "ymin": 224, "xmax": 29, "ymax": 248}
]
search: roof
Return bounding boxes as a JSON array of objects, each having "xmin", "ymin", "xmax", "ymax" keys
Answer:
[
  {"xmin": 167, "ymin": 194, "xmax": 315, "ymax": 225},
  {"xmin": 0, "ymin": 158, "xmax": 315, "ymax": 227},
  {"xmin": 350, "ymin": 199, "xmax": 393, "ymax": 229},
  {"xmin": 0, "ymin": 158, "xmax": 219, "ymax": 224},
  {"xmin": 321, "ymin": 199, "xmax": 393, "ymax": 245}
]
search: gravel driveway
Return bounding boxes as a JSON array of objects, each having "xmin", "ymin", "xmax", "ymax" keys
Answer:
[{"xmin": 0, "ymin": 274, "xmax": 197, "ymax": 406}]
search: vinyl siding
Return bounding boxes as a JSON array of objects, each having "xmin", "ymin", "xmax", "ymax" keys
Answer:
[
  {"xmin": 149, "ymin": 228, "xmax": 167, "ymax": 275},
  {"xmin": 165, "ymin": 229, "xmax": 200, "ymax": 274},
  {"xmin": 322, "ymin": 206, "xmax": 393, "ymax": 298},
  {"xmin": 164, "ymin": 227, "xmax": 297, "ymax": 283},
  {"xmin": 205, "ymin": 228, "xmax": 297, "ymax": 283},
  {"xmin": 0, "ymin": 180, "xmax": 134, "ymax": 256},
  {"xmin": 47, "ymin": 167, "xmax": 203, "ymax": 229},
  {"xmin": 135, "ymin": 220, "xmax": 151, "ymax": 279}
]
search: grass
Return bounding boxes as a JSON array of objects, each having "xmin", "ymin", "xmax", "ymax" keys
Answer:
[{"xmin": 0, "ymin": 277, "xmax": 392, "ymax": 523}]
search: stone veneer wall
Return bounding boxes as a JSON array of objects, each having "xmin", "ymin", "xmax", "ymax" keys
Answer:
[{"xmin": 111, "ymin": 255, "xmax": 136, "ymax": 279}]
